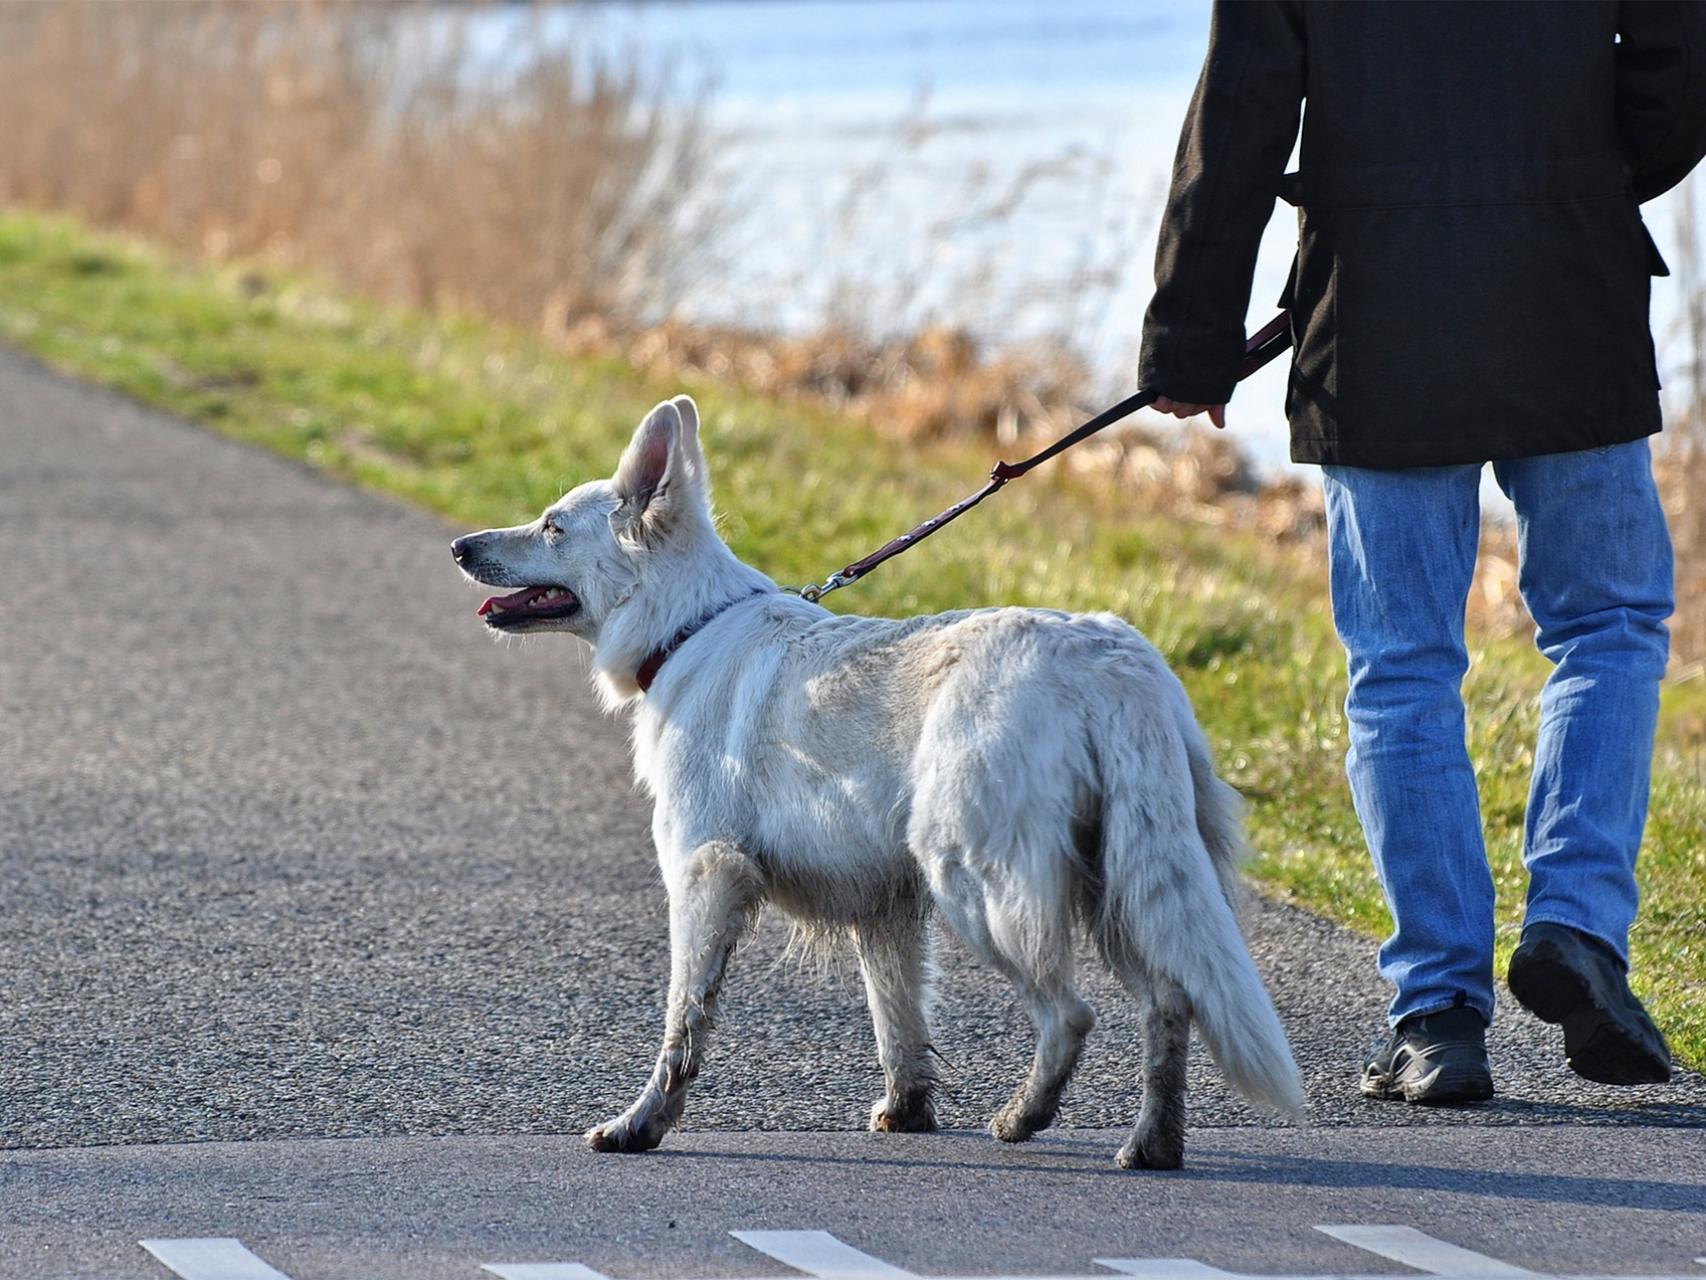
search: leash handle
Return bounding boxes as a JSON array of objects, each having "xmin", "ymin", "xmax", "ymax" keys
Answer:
[{"xmin": 798, "ymin": 313, "xmax": 1293, "ymax": 603}]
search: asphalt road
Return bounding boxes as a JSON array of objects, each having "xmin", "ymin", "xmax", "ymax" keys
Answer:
[
  {"xmin": 2, "ymin": 346, "xmax": 1704, "ymax": 1279},
  {"xmin": 5, "ymin": 1127, "xmax": 1706, "ymax": 1280}
]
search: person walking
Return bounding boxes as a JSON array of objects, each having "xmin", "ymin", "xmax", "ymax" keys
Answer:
[{"xmin": 1140, "ymin": 1, "xmax": 1706, "ymax": 1103}]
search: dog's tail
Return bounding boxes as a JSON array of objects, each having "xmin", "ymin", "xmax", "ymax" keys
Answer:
[{"xmin": 1091, "ymin": 676, "xmax": 1306, "ymax": 1122}]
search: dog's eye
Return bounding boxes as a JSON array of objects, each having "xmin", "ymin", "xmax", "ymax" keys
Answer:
[{"xmin": 542, "ymin": 521, "xmax": 562, "ymax": 540}]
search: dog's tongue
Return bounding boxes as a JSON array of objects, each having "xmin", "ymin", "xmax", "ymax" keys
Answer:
[{"xmin": 478, "ymin": 585, "xmax": 551, "ymax": 617}]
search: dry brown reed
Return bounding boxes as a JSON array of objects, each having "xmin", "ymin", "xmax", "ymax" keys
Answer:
[
  {"xmin": 0, "ymin": 0, "xmax": 717, "ymax": 328},
  {"xmin": 550, "ymin": 86, "xmax": 1132, "ymax": 464},
  {"xmin": 0, "ymin": 0, "xmax": 1108, "ymax": 475}
]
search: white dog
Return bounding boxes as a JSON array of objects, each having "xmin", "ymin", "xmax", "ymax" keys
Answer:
[{"xmin": 452, "ymin": 396, "xmax": 1305, "ymax": 1169}]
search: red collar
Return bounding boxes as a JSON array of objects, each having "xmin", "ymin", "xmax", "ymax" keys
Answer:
[{"xmin": 634, "ymin": 591, "xmax": 767, "ymax": 693}]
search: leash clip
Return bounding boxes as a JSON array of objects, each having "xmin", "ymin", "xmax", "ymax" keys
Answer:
[{"xmin": 792, "ymin": 570, "xmax": 853, "ymax": 604}]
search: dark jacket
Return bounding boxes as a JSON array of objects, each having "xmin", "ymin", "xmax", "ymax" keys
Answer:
[{"xmin": 1138, "ymin": 1, "xmax": 1706, "ymax": 468}]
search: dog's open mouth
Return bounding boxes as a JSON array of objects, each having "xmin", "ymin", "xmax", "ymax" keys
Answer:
[{"xmin": 477, "ymin": 585, "xmax": 580, "ymax": 629}]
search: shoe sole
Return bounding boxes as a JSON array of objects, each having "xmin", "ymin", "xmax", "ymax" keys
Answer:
[
  {"xmin": 1361, "ymin": 1068, "xmax": 1494, "ymax": 1106},
  {"xmin": 1507, "ymin": 940, "xmax": 1671, "ymax": 1086}
]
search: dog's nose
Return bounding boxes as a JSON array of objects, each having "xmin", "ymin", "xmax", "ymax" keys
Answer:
[{"xmin": 451, "ymin": 535, "xmax": 473, "ymax": 564}]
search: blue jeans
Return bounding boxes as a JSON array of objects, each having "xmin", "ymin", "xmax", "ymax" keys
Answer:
[{"xmin": 1323, "ymin": 441, "xmax": 1673, "ymax": 1027}]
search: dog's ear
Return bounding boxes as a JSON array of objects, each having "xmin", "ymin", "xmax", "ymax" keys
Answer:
[
  {"xmin": 613, "ymin": 400, "xmax": 680, "ymax": 513},
  {"xmin": 670, "ymin": 395, "xmax": 710, "ymax": 497},
  {"xmin": 612, "ymin": 399, "xmax": 705, "ymax": 539}
]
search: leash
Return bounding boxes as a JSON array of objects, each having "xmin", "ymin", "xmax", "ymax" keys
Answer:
[{"xmin": 794, "ymin": 312, "xmax": 1294, "ymax": 603}]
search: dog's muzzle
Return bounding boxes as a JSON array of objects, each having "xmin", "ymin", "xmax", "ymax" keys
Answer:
[{"xmin": 451, "ymin": 536, "xmax": 581, "ymax": 629}]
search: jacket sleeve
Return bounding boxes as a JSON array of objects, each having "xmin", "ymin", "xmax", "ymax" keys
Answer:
[
  {"xmin": 1617, "ymin": 0, "xmax": 1706, "ymax": 203},
  {"xmin": 1138, "ymin": 0, "xmax": 1305, "ymax": 405}
]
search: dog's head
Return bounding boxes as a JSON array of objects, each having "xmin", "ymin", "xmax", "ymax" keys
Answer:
[{"xmin": 451, "ymin": 394, "xmax": 716, "ymax": 643}]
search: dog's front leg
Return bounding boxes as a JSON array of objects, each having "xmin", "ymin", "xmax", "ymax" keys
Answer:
[{"xmin": 586, "ymin": 841, "xmax": 761, "ymax": 1154}]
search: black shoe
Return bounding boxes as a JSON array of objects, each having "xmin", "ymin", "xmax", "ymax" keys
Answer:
[
  {"xmin": 1507, "ymin": 922, "xmax": 1671, "ymax": 1086},
  {"xmin": 1361, "ymin": 1006, "xmax": 1495, "ymax": 1105}
]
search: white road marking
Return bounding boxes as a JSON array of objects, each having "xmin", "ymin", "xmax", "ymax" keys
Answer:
[
  {"xmin": 140, "ymin": 1237, "xmax": 294, "ymax": 1280},
  {"xmin": 1097, "ymin": 1260, "xmax": 1242, "ymax": 1279},
  {"xmin": 1315, "ymin": 1225, "xmax": 1536, "ymax": 1277},
  {"xmin": 732, "ymin": 1230, "xmax": 918, "ymax": 1279},
  {"xmin": 128, "ymin": 1227, "xmax": 1705, "ymax": 1280}
]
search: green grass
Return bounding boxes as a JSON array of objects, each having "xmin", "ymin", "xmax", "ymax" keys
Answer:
[{"xmin": 3, "ymin": 209, "xmax": 1702, "ymax": 1071}]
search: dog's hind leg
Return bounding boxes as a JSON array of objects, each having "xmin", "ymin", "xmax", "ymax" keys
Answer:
[
  {"xmin": 1116, "ymin": 972, "xmax": 1191, "ymax": 1170},
  {"xmin": 856, "ymin": 899, "xmax": 938, "ymax": 1133},
  {"xmin": 987, "ymin": 947, "xmax": 1095, "ymax": 1143},
  {"xmin": 586, "ymin": 841, "xmax": 761, "ymax": 1154},
  {"xmin": 929, "ymin": 861, "xmax": 1094, "ymax": 1143}
]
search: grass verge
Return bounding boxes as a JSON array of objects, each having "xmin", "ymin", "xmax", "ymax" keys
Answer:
[{"xmin": 3, "ymin": 210, "xmax": 1702, "ymax": 1071}]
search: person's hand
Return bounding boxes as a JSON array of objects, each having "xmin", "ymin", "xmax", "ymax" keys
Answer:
[{"xmin": 1153, "ymin": 396, "xmax": 1227, "ymax": 430}]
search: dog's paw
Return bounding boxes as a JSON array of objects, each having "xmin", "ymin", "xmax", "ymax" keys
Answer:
[
  {"xmin": 1114, "ymin": 1136, "xmax": 1184, "ymax": 1171},
  {"xmin": 584, "ymin": 1115, "xmax": 665, "ymax": 1155},
  {"xmin": 989, "ymin": 1099, "xmax": 1045, "ymax": 1144},
  {"xmin": 869, "ymin": 1095, "xmax": 937, "ymax": 1134}
]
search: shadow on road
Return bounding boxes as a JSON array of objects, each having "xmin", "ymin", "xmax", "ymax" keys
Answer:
[{"xmin": 655, "ymin": 1120, "xmax": 1706, "ymax": 1213}]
